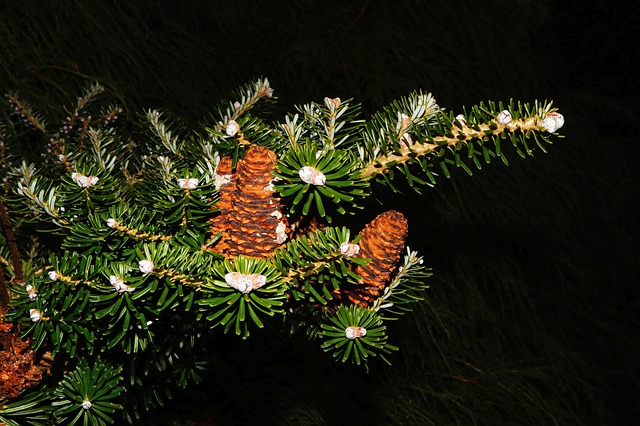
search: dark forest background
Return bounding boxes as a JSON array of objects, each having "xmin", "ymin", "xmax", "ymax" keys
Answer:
[{"xmin": 1, "ymin": 0, "xmax": 638, "ymax": 424}]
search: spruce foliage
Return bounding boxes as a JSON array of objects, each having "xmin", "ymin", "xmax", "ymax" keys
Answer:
[{"xmin": 0, "ymin": 78, "xmax": 563, "ymax": 423}]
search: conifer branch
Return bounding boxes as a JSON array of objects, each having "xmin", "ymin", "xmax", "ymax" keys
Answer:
[
  {"xmin": 0, "ymin": 264, "xmax": 9, "ymax": 315},
  {"xmin": 0, "ymin": 79, "xmax": 565, "ymax": 422},
  {"xmin": 360, "ymin": 115, "xmax": 549, "ymax": 179},
  {"xmin": 4, "ymin": 93, "xmax": 48, "ymax": 134},
  {"xmin": 216, "ymin": 78, "xmax": 274, "ymax": 128},
  {"xmin": 108, "ymin": 220, "xmax": 172, "ymax": 242},
  {"xmin": 154, "ymin": 268, "xmax": 207, "ymax": 288},
  {"xmin": 0, "ymin": 199, "xmax": 24, "ymax": 286}
]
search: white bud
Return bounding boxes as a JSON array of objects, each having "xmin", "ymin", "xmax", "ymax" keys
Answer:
[
  {"xmin": 106, "ymin": 218, "xmax": 117, "ymax": 228},
  {"xmin": 233, "ymin": 101, "xmax": 241, "ymax": 109},
  {"xmin": 76, "ymin": 175, "xmax": 90, "ymax": 187},
  {"xmin": 48, "ymin": 270, "xmax": 59, "ymax": 281},
  {"xmin": 400, "ymin": 113, "xmax": 411, "ymax": 128},
  {"xmin": 225, "ymin": 120, "xmax": 240, "ymax": 137},
  {"xmin": 138, "ymin": 260, "xmax": 154, "ymax": 274},
  {"xmin": 541, "ymin": 112, "xmax": 565, "ymax": 133},
  {"xmin": 497, "ymin": 110, "xmax": 512, "ymax": 124},
  {"xmin": 73, "ymin": 173, "xmax": 99, "ymax": 188},
  {"xmin": 82, "ymin": 400, "xmax": 92, "ymax": 410},
  {"xmin": 26, "ymin": 284, "xmax": 37, "ymax": 301},
  {"xmin": 110, "ymin": 275, "xmax": 133, "ymax": 293},
  {"xmin": 177, "ymin": 178, "xmax": 199, "ymax": 190},
  {"xmin": 324, "ymin": 97, "xmax": 341, "ymax": 108},
  {"xmin": 455, "ymin": 114, "xmax": 468, "ymax": 126},
  {"xmin": 225, "ymin": 272, "xmax": 267, "ymax": 294},
  {"xmin": 340, "ymin": 242, "xmax": 360, "ymax": 257},
  {"xmin": 29, "ymin": 308, "xmax": 41, "ymax": 322},
  {"xmin": 345, "ymin": 326, "xmax": 367, "ymax": 340},
  {"xmin": 299, "ymin": 166, "xmax": 326, "ymax": 186}
]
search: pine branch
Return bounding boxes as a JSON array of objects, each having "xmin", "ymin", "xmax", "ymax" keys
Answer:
[
  {"xmin": 361, "ymin": 114, "xmax": 539, "ymax": 177},
  {"xmin": 0, "ymin": 264, "xmax": 8, "ymax": 315},
  {"xmin": 0, "ymin": 79, "xmax": 566, "ymax": 421},
  {"xmin": 0, "ymin": 199, "xmax": 24, "ymax": 286},
  {"xmin": 214, "ymin": 77, "xmax": 274, "ymax": 128}
]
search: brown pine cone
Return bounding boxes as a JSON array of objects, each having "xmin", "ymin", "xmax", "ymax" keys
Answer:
[
  {"xmin": 347, "ymin": 210, "xmax": 409, "ymax": 307},
  {"xmin": 0, "ymin": 324, "xmax": 48, "ymax": 400},
  {"xmin": 216, "ymin": 146, "xmax": 290, "ymax": 258}
]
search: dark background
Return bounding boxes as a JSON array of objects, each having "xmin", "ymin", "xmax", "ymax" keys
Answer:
[{"xmin": 1, "ymin": 0, "xmax": 638, "ymax": 424}]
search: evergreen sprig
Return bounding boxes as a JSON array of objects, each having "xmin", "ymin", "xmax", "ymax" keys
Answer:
[
  {"xmin": 274, "ymin": 142, "xmax": 369, "ymax": 222},
  {"xmin": 371, "ymin": 247, "xmax": 432, "ymax": 319},
  {"xmin": 0, "ymin": 79, "xmax": 564, "ymax": 422},
  {"xmin": 273, "ymin": 226, "xmax": 366, "ymax": 307},
  {"xmin": 319, "ymin": 304, "xmax": 398, "ymax": 366},
  {"xmin": 51, "ymin": 357, "xmax": 124, "ymax": 426},
  {"xmin": 199, "ymin": 256, "xmax": 287, "ymax": 338},
  {"xmin": 0, "ymin": 387, "xmax": 52, "ymax": 426},
  {"xmin": 359, "ymin": 97, "xmax": 561, "ymax": 192}
]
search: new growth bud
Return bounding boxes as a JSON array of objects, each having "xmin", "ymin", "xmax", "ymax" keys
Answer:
[{"xmin": 345, "ymin": 326, "xmax": 367, "ymax": 340}]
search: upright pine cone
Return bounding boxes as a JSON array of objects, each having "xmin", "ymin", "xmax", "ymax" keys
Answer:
[
  {"xmin": 211, "ymin": 145, "xmax": 289, "ymax": 258},
  {"xmin": 347, "ymin": 210, "xmax": 409, "ymax": 307}
]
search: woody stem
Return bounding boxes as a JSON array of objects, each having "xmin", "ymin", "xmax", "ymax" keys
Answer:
[
  {"xmin": 0, "ymin": 199, "xmax": 24, "ymax": 313},
  {"xmin": 0, "ymin": 266, "xmax": 8, "ymax": 316}
]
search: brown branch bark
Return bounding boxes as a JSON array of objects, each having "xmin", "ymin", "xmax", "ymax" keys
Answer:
[
  {"xmin": 0, "ymin": 199, "xmax": 23, "ymax": 315},
  {"xmin": 0, "ymin": 266, "xmax": 8, "ymax": 316}
]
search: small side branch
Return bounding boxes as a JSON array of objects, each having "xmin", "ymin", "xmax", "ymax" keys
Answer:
[
  {"xmin": 0, "ymin": 266, "xmax": 8, "ymax": 315},
  {"xmin": 360, "ymin": 116, "xmax": 544, "ymax": 179},
  {"xmin": 0, "ymin": 199, "xmax": 24, "ymax": 313}
]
